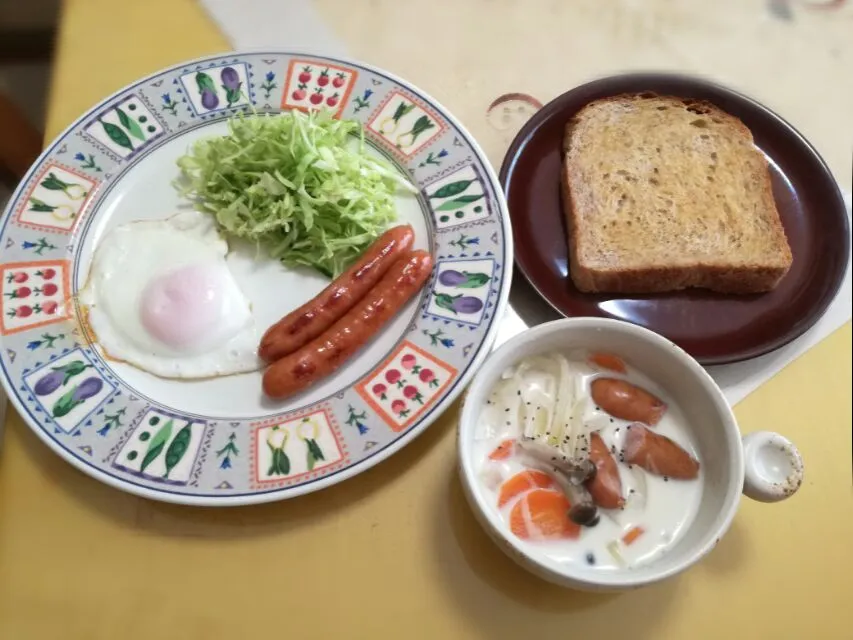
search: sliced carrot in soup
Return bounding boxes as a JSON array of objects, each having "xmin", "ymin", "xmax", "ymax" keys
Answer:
[
  {"xmin": 510, "ymin": 489, "xmax": 581, "ymax": 540},
  {"xmin": 622, "ymin": 526, "xmax": 645, "ymax": 546},
  {"xmin": 498, "ymin": 469, "xmax": 555, "ymax": 507},
  {"xmin": 489, "ymin": 439, "xmax": 515, "ymax": 461}
]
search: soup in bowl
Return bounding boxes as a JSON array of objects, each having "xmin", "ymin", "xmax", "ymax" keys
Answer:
[{"xmin": 457, "ymin": 318, "xmax": 802, "ymax": 590}]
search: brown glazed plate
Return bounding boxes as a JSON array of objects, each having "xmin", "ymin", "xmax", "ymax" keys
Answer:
[{"xmin": 499, "ymin": 73, "xmax": 851, "ymax": 365}]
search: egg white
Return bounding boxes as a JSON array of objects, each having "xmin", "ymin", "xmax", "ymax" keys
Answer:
[{"xmin": 79, "ymin": 211, "xmax": 262, "ymax": 379}]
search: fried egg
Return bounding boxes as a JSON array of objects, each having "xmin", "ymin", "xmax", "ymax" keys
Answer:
[{"xmin": 79, "ymin": 211, "xmax": 261, "ymax": 379}]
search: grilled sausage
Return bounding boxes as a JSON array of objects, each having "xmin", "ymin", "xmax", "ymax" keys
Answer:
[
  {"xmin": 262, "ymin": 250, "xmax": 433, "ymax": 399},
  {"xmin": 259, "ymin": 224, "xmax": 414, "ymax": 363}
]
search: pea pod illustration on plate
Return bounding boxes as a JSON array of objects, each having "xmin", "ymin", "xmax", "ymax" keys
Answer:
[
  {"xmin": 100, "ymin": 118, "xmax": 134, "ymax": 151},
  {"xmin": 429, "ymin": 180, "xmax": 475, "ymax": 200},
  {"xmin": 140, "ymin": 419, "xmax": 174, "ymax": 473},
  {"xmin": 164, "ymin": 423, "xmax": 193, "ymax": 478},
  {"xmin": 115, "ymin": 106, "xmax": 145, "ymax": 142},
  {"xmin": 434, "ymin": 194, "xmax": 484, "ymax": 212},
  {"xmin": 428, "ymin": 180, "xmax": 485, "ymax": 217}
]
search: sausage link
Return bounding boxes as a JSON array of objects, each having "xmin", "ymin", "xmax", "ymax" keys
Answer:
[
  {"xmin": 259, "ymin": 224, "xmax": 414, "ymax": 363},
  {"xmin": 263, "ymin": 250, "xmax": 433, "ymax": 399},
  {"xmin": 585, "ymin": 432, "xmax": 625, "ymax": 509},
  {"xmin": 622, "ymin": 423, "xmax": 700, "ymax": 480},
  {"xmin": 590, "ymin": 377, "xmax": 666, "ymax": 426}
]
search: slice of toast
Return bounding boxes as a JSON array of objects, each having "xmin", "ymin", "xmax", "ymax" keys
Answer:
[{"xmin": 561, "ymin": 93, "xmax": 793, "ymax": 294}]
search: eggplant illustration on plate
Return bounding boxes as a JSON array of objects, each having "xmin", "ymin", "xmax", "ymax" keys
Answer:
[
  {"xmin": 196, "ymin": 71, "xmax": 219, "ymax": 110},
  {"xmin": 33, "ymin": 360, "xmax": 92, "ymax": 396},
  {"xmin": 433, "ymin": 293, "xmax": 484, "ymax": 315},
  {"xmin": 438, "ymin": 270, "xmax": 490, "ymax": 288},
  {"xmin": 52, "ymin": 377, "xmax": 103, "ymax": 418},
  {"xmin": 220, "ymin": 66, "xmax": 242, "ymax": 107}
]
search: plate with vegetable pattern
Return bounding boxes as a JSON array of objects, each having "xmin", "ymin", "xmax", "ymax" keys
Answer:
[{"xmin": 0, "ymin": 52, "xmax": 512, "ymax": 505}]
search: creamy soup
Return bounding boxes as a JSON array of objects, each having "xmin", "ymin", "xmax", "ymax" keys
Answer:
[{"xmin": 472, "ymin": 351, "xmax": 703, "ymax": 571}]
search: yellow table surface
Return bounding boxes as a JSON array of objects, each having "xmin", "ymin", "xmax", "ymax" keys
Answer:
[{"xmin": 2, "ymin": 1, "xmax": 852, "ymax": 638}]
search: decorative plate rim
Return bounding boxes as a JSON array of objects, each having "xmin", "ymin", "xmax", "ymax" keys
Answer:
[{"xmin": 0, "ymin": 50, "xmax": 514, "ymax": 506}]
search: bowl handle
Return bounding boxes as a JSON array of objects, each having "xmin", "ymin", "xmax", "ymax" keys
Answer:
[{"xmin": 741, "ymin": 431, "xmax": 804, "ymax": 502}]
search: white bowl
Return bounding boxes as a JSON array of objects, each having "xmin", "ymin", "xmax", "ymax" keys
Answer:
[{"xmin": 457, "ymin": 318, "xmax": 803, "ymax": 591}]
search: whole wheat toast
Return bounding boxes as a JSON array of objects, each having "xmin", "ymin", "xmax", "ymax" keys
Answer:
[{"xmin": 561, "ymin": 93, "xmax": 793, "ymax": 294}]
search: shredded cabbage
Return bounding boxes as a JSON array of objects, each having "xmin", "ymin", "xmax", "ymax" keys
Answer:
[{"xmin": 175, "ymin": 109, "xmax": 415, "ymax": 278}]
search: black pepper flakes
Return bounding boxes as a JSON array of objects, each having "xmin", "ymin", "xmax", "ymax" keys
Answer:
[
  {"xmin": 594, "ymin": 406, "xmax": 601, "ymax": 411},
  {"xmin": 609, "ymin": 418, "xmax": 615, "ymax": 423},
  {"xmin": 585, "ymin": 553, "xmax": 596, "ymax": 565},
  {"xmin": 664, "ymin": 476, "xmax": 669, "ymax": 482},
  {"xmin": 504, "ymin": 408, "xmax": 510, "ymax": 412}
]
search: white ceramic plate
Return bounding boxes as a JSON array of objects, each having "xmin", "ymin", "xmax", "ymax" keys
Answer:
[{"xmin": 0, "ymin": 52, "xmax": 512, "ymax": 505}]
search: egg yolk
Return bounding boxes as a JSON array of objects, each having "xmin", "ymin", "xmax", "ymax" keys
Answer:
[{"xmin": 140, "ymin": 263, "xmax": 228, "ymax": 352}]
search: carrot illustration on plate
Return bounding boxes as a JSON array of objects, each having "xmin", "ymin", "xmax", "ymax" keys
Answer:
[
  {"xmin": 488, "ymin": 439, "xmax": 515, "ymax": 461},
  {"xmin": 509, "ymin": 489, "xmax": 581, "ymax": 540},
  {"xmin": 623, "ymin": 424, "xmax": 700, "ymax": 479},
  {"xmin": 588, "ymin": 352, "xmax": 627, "ymax": 374},
  {"xmin": 497, "ymin": 469, "xmax": 555, "ymax": 507}
]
